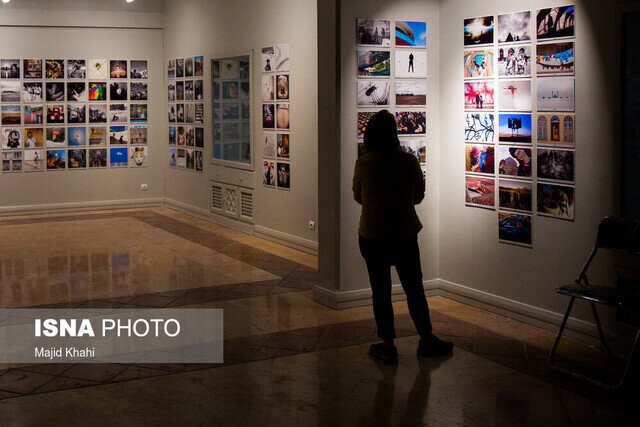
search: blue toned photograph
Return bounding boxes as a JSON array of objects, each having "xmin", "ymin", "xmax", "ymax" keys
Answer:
[
  {"xmin": 109, "ymin": 147, "xmax": 128, "ymax": 167},
  {"xmin": 395, "ymin": 20, "xmax": 427, "ymax": 47},
  {"xmin": 498, "ymin": 113, "xmax": 532, "ymax": 144},
  {"xmin": 67, "ymin": 127, "xmax": 86, "ymax": 146},
  {"xmin": 498, "ymin": 212, "xmax": 532, "ymax": 246}
]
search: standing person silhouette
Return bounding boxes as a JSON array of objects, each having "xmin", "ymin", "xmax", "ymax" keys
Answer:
[
  {"xmin": 353, "ymin": 110, "xmax": 453, "ymax": 364},
  {"xmin": 408, "ymin": 52, "xmax": 414, "ymax": 73}
]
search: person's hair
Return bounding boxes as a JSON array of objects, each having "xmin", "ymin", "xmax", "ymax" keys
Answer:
[{"xmin": 363, "ymin": 109, "xmax": 399, "ymax": 152}]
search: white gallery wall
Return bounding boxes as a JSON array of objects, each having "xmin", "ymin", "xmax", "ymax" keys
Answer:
[
  {"xmin": 162, "ymin": 0, "xmax": 319, "ymax": 252},
  {"xmin": 0, "ymin": 4, "xmax": 165, "ymax": 213}
]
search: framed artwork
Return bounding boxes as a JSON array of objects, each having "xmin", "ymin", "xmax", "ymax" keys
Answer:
[
  {"xmin": 537, "ymin": 182, "xmax": 575, "ymax": 220},
  {"xmin": 45, "ymin": 60, "xmax": 64, "ymax": 79},
  {"xmin": 357, "ymin": 80, "xmax": 390, "ymax": 106},
  {"xmin": 464, "ymin": 49, "xmax": 494, "ymax": 78},
  {"xmin": 464, "ymin": 112, "xmax": 495, "ymax": 143},
  {"xmin": 536, "ymin": 6, "xmax": 575, "ymax": 40},
  {"xmin": 464, "ymin": 16, "xmax": 494, "ymax": 46},
  {"xmin": 357, "ymin": 111, "xmax": 375, "ymax": 138},
  {"xmin": 537, "ymin": 77, "xmax": 574, "ymax": 111},
  {"xmin": 395, "ymin": 50, "xmax": 426, "ymax": 78},
  {"xmin": 395, "ymin": 20, "xmax": 427, "ymax": 47},
  {"xmin": 465, "ymin": 144, "xmax": 495, "ymax": 175},
  {"xmin": 536, "ymin": 113, "xmax": 574, "ymax": 147},
  {"xmin": 395, "ymin": 80, "xmax": 426, "ymax": 106},
  {"xmin": 498, "ymin": 113, "xmax": 532, "ymax": 144},
  {"xmin": 497, "ymin": 146, "xmax": 532, "ymax": 178},
  {"xmin": 396, "ymin": 111, "xmax": 426, "ymax": 135},
  {"xmin": 464, "ymin": 81, "xmax": 494, "ymax": 110},
  {"xmin": 536, "ymin": 42, "xmax": 574, "ymax": 75},
  {"xmin": 497, "ymin": 11, "xmax": 531, "ymax": 43},
  {"xmin": 465, "ymin": 175, "xmax": 495, "ymax": 208},
  {"xmin": 499, "ymin": 179, "xmax": 533, "ymax": 212},
  {"xmin": 537, "ymin": 148, "xmax": 575, "ymax": 183},
  {"xmin": 498, "ymin": 79, "xmax": 532, "ymax": 111},
  {"xmin": 497, "ymin": 45, "xmax": 531, "ymax": 77},
  {"xmin": 356, "ymin": 18, "xmax": 391, "ymax": 46},
  {"xmin": 357, "ymin": 50, "xmax": 391, "ymax": 77},
  {"xmin": 498, "ymin": 212, "xmax": 532, "ymax": 246}
]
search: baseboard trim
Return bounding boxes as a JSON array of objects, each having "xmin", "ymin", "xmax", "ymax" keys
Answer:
[
  {"xmin": 254, "ymin": 225, "xmax": 318, "ymax": 255},
  {"xmin": 0, "ymin": 198, "xmax": 163, "ymax": 216},
  {"xmin": 163, "ymin": 198, "xmax": 255, "ymax": 235}
]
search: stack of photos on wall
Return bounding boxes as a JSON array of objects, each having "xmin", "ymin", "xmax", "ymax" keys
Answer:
[
  {"xmin": 0, "ymin": 58, "xmax": 149, "ymax": 172},
  {"xmin": 167, "ymin": 55, "xmax": 204, "ymax": 172},
  {"xmin": 261, "ymin": 43, "xmax": 291, "ymax": 190},
  {"xmin": 463, "ymin": 5, "xmax": 575, "ymax": 247},
  {"xmin": 356, "ymin": 18, "xmax": 427, "ymax": 176}
]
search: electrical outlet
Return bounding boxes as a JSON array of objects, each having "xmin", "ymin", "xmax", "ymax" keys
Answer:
[
  {"xmin": 309, "ymin": 220, "xmax": 315, "ymax": 231},
  {"xmin": 141, "ymin": 184, "xmax": 148, "ymax": 191}
]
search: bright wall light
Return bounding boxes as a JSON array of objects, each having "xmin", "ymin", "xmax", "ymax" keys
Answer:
[
  {"xmin": 1, "ymin": 0, "xmax": 11, "ymax": 4},
  {"xmin": 126, "ymin": 0, "xmax": 134, "ymax": 3}
]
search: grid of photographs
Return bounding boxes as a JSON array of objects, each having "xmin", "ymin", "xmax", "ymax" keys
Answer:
[
  {"xmin": 167, "ymin": 55, "xmax": 204, "ymax": 172},
  {"xmin": 356, "ymin": 19, "xmax": 427, "ymax": 174},
  {"xmin": 463, "ymin": 5, "xmax": 576, "ymax": 247},
  {"xmin": 261, "ymin": 44, "xmax": 290, "ymax": 190},
  {"xmin": 1, "ymin": 58, "xmax": 149, "ymax": 172}
]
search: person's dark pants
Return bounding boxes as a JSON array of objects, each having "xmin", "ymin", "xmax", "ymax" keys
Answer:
[{"xmin": 358, "ymin": 235, "xmax": 433, "ymax": 341}]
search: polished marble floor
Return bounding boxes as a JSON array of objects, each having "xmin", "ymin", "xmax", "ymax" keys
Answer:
[{"xmin": 0, "ymin": 208, "xmax": 637, "ymax": 425}]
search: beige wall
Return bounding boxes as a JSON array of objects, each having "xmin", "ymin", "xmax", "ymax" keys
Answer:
[{"xmin": 162, "ymin": 0, "xmax": 319, "ymax": 250}]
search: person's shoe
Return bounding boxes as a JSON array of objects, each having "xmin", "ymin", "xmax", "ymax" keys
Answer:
[
  {"xmin": 369, "ymin": 342, "xmax": 399, "ymax": 364},
  {"xmin": 417, "ymin": 334, "xmax": 453, "ymax": 357}
]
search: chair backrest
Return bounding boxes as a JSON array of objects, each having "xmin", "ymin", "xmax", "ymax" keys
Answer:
[{"xmin": 596, "ymin": 217, "xmax": 640, "ymax": 254}]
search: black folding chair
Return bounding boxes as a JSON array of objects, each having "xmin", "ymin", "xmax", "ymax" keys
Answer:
[{"xmin": 548, "ymin": 217, "xmax": 640, "ymax": 389}]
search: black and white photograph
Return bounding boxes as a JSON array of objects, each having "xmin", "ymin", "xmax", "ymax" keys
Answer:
[
  {"xmin": 277, "ymin": 162, "xmax": 291, "ymax": 189},
  {"xmin": 1, "ymin": 59, "xmax": 20, "ymax": 79},
  {"xmin": 110, "ymin": 82, "xmax": 128, "ymax": 101},
  {"xmin": 23, "ymin": 82, "xmax": 43, "ymax": 102},
  {"xmin": 1, "ymin": 81, "xmax": 21, "ymax": 102},
  {"xmin": 110, "ymin": 103, "xmax": 129, "ymax": 123},
  {"xmin": 537, "ymin": 148, "xmax": 575, "ymax": 183},
  {"xmin": 168, "ymin": 104, "xmax": 176, "ymax": 122},
  {"xmin": 185, "ymin": 103, "xmax": 195, "ymax": 123},
  {"xmin": 89, "ymin": 104, "xmax": 107, "ymax": 123},
  {"xmin": 356, "ymin": 18, "xmax": 391, "ymax": 46},
  {"xmin": 168, "ymin": 83, "xmax": 175, "ymax": 102},
  {"xmin": 176, "ymin": 103, "xmax": 184, "ymax": 122},
  {"xmin": 45, "ymin": 82, "xmax": 65, "ymax": 102},
  {"xmin": 195, "ymin": 127, "xmax": 204, "ymax": 148},
  {"xmin": 129, "ymin": 60, "xmax": 148, "ymax": 78},
  {"xmin": 176, "ymin": 58, "xmax": 184, "ymax": 78},
  {"xmin": 67, "ymin": 82, "xmax": 87, "ymax": 102},
  {"xmin": 2, "ymin": 127, "xmax": 22, "ymax": 149},
  {"xmin": 130, "ymin": 82, "xmax": 148, "ymax": 100},
  {"xmin": 184, "ymin": 80, "xmax": 194, "ymax": 101},
  {"xmin": 497, "ymin": 45, "xmax": 531, "ymax": 77},
  {"xmin": 497, "ymin": 11, "xmax": 531, "ymax": 43},
  {"xmin": 66, "ymin": 59, "xmax": 86, "ymax": 79},
  {"xmin": 195, "ymin": 80, "xmax": 203, "ymax": 100},
  {"xmin": 357, "ymin": 80, "xmax": 390, "ymax": 106},
  {"xmin": 67, "ymin": 104, "xmax": 86, "ymax": 124},
  {"xmin": 2, "ymin": 150, "xmax": 22, "ymax": 173}
]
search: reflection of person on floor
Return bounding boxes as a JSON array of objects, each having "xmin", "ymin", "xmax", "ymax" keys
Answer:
[
  {"xmin": 408, "ymin": 53, "xmax": 414, "ymax": 73},
  {"xmin": 353, "ymin": 110, "xmax": 453, "ymax": 365}
]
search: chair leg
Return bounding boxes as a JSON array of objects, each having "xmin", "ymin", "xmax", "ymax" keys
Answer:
[
  {"xmin": 590, "ymin": 302, "xmax": 612, "ymax": 355},
  {"xmin": 549, "ymin": 297, "xmax": 575, "ymax": 364}
]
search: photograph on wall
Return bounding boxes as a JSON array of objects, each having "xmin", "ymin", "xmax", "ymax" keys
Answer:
[
  {"xmin": 537, "ymin": 6, "xmax": 575, "ymax": 40},
  {"xmin": 110, "ymin": 60, "xmax": 127, "ymax": 78},
  {"xmin": 395, "ymin": 20, "xmax": 427, "ymax": 47},
  {"xmin": 263, "ymin": 161, "xmax": 276, "ymax": 186},
  {"xmin": 109, "ymin": 147, "xmax": 128, "ymax": 167},
  {"xmin": 222, "ymin": 123, "xmax": 239, "ymax": 141},
  {"xmin": 88, "ymin": 82, "xmax": 107, "ymax": 101},
  {"xmin": 222, "ymin": 143, "xmax": 240, "ymax": 161},
  {"xmin": 497, "ymin": 45, "xmax": 531, "ymax": 77},
  {"xmin": 464, "ymin": 49, "xmax": 493, "ymax": 78},
  {"xmin": 89, "ymin": 148, "xmax": 107, "ymax": 168},
  {"xmin": 23, "ymin": 128, "xmax": 43, "ymax": 148},
  {"xmin": 46, "ymin": 149, "xmax": 66, "ymax": 170},
  {"xmin": 185, "ymin": 103, "xmax": 194, "ymax": 124},
  {"xmin": 45, "ymin": 60, "xmax": 64, "ymax": 79},
  {"xmin": 1, "ymin": 59, "xmax": 20, "ymax": 78},
  {"xmin": 399, "ymin": 138, "xmax": 426, "ymax": 164},
  {"xmin": 88, "ymin": 59, "xmax": 108, "ymax": 79},
  {"xmin": 464, "ymin": 112, "xmax": 494, "ymax": 143},
  {"xmin": 176, "ymin": 103, "xmax": 184, "ymax": 122},
  {"xmin": 356, "ymin": 18, "xmax": 391, "ymax": 46},
  {"xmin": 130, "ymin": 125, "xmax": 147, "ymax": 145},
  {"xmin": 277, "ymin": 162, "xmax": 291, "ymax": 189},
  {"xmin": 498, "ymin": 113, "xmax": 532, "ymax": 144},
  {"xmin": 89, "ymin": 127, "xmax": 107, "ymax": 145},
  {"xmin": 277, "ymin": 133, "xmax": 289, "ymax": 159},
  {"xmin": 262, "ymin": 46, "xmax": 275, "ymax": 72},
  {"xmin": 465, "ymin": 175, "xmax": 495, "ymax": 208},
  {"xmin": 168, "ymin": 82, "xmax": 177, "ymax": 101},
  {"xmin": 110, "ymin": 125, "xmax": 128, "ymax": 145},
  {"xmin": 176, "ymin": 148, "xmax": 186, "ymax": 168},
  {"xmin": 67, "ymin": 82, "xmax": 87, "ymax": 102},
  {"xmin": 536, "ymin": 42, "xmax": 574, "ymax": 75},
  {"xmin": 23, "ymin": 82, "xmax": 43, "ymax": 102},
  {"xmin": 497, "ymin": 11, "xmax": 531, "ymax": 43},
  {"xmin": 2, "ymin": 127, "xmax": 22, "ymax": 149},
  {"xmin": 262, "ymin": 132, "xmax": 276, "ymax": 158},
  {"xmin": 2, "ymin": 151, "xmax": 22, "ymax": 173},
  {"xmin": 175, "ymin": 58, "xmax": 184, "ymax": 78},
  {"xmin": 2, "ymin": 105, "xmax": 21, "ymax": 125},
  {"xmin": 68, "ymin": 149, "xmax": 87, "ymax": 169},
  {"xmin": 195, "ymin": 150, "xmax": 203, "ymax": 172},
  {"xmin": 23, "ymin": 59, "xmax": 42, "ymax": 79},
  {"xmin": 396, "ymin": 111, "xmax": 426, "ymax": 135},
  {"xmin": 176, "ymin": 81, "xmax": 184, "ymax": 100},
  {"xmin": 239, "ymin": 81, "xmax": 250, "ymax": 101},
  {"xmin": 169, "ymin": 126, "xmax": 176, "ymax": 145},
  {"xmin": 110, "ymin": 82, "xmax": 128, "ymax": 101},
  {"xmin": 23, "ymin": 149, "xmax": 44, "ymax": 172},
  {"xmin": 67, "ymin": 127, "xmax": 87, "ymax": 147},
  {"xmin": 222, "ymin": 103, "xmax": 239, "ymax": 120},
  {"xmin": 168, "ymin": 147, "xmax": 177, "ymax": 167},
  {"xmin": 537, "ymin": 148, "xmax": 574, "ymax": 183},
  {"xmin": 499, "ymin": 179, "xmax": 532, "ymax": 212},
  {"xmin": 497, "ymin": 146, "xmax": 532, "ymax": 178},
  {"xmin": 24, "ymin": 105, "xmax": 44, "ymax": 125},
  {"xmin": 275, "ymin": 44, "xmax": 290, "ymax": 71},
  {"xmin": 194, "ymin": 80, "xmax": 203, "ymax": 100},
  {"xmin": 195, "ymin": 103, "xmax": 204, "ymax": 124},
  {"xmin": 109, "ymin": 103, "xmax": 128, "ymax": 123},
  {"xmin": 185, "ymin": 58, "xmax": 194, "ymax": 78},
  {"xmin": 45, "ymin": 127, "xmax": 65, "ymax": 147},
  {"xmin": 537, "ymin": 182, "xmax": 575, "ymax": 219},
  {"xmin": 130, "ymin": 82, "xmax": 148, "ymax": 101},
  {"xmin": 357, "ymin": 111, "xmax": 375, "ymax": 138},
  {"xmin": 464, "ymin": 81, "xmax": 494, "ymax": 110},
  {"xmin": 194, "ymin": 55, "xmax": 204, "ymax": 77},
  {"xmin": 498, "ymin": 212, "xmax": 532, "ymax": 246},
  {"xmin": 395, "ymin": 80, "xmax": 426, "ymax": 106},
  {"xmin": 395, "ymin": 50, "xmax": 426, "ymax": 78},
  {"xmin": 465, "ymin": 144, "xmax": 495, "ymax": 175},
  {"xmin": 45, "ymin": 82, "xmax": 65, "ymax": 102},
  {"xmin": 537, "ymin": 113, "xmax": 574, "ymax": 146},
  {"xmin": 275, "ymin": 75, "xmax": 290, "ymax": 100},
  {"xmin": 276, "ymin": 103, "xmax": 290, "ymax": 130},
  {"xmin": 222, "ymin": 82, "xmax": 238, "ymax": 99},
  {"xmin": 185, "ymin": 80, "xmax": 194, "ymax": 101},
  {"xmin": 357, "ymin": 80, "xmax": 390, "ymax": 106},
  {"xmin": 130, "ymin": 104, "xmax": 148, "ymax": 123},
  {"xmin": 357, "ymin": 50, "xmax": 390, "ymax": 77},
  {"xmin": 262, "ymin": 104, "xmax": 275, "ymax": 129},
  {"xmin": 464, "ymin": 16, "xmax": 494, "ymax": 46},
  {"xmin": 195, "ymin": 127, "xmax": 204, "ymax": 147},
  {"xmin": 498, "ymin": 80, "xmax": 532, "ymax": 111},
  {"xmin": 67, "ymin": 60, "xmax": 86, "ymax": 79},
  {"xmin": 129, "ymin": 146, "xmax": 148, "ymax": 167},
  {"xmin": 220, "ymin": 59, "xmax": 238, "ymax": 79},
  {"xmin": 177, "ymin": 126, "xmax": 185, "ymax": 145},
  {"xmin": 129, "ymin": 60, "xmax": 147, "ymax": 79},
  {"xmin": 1, "ymin": 81, "xmax": 21, "ymax": 102},
  {"xmin": 67, "ymin": 104, "xmax": 86, "ymax": 124},
  {"xmin": 537, "ymin": 77, "xmax": 574, "ymax": 111},
  {"xmin": 89, "ymin": 104, "xmax": 107, "ymax": 123}
]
